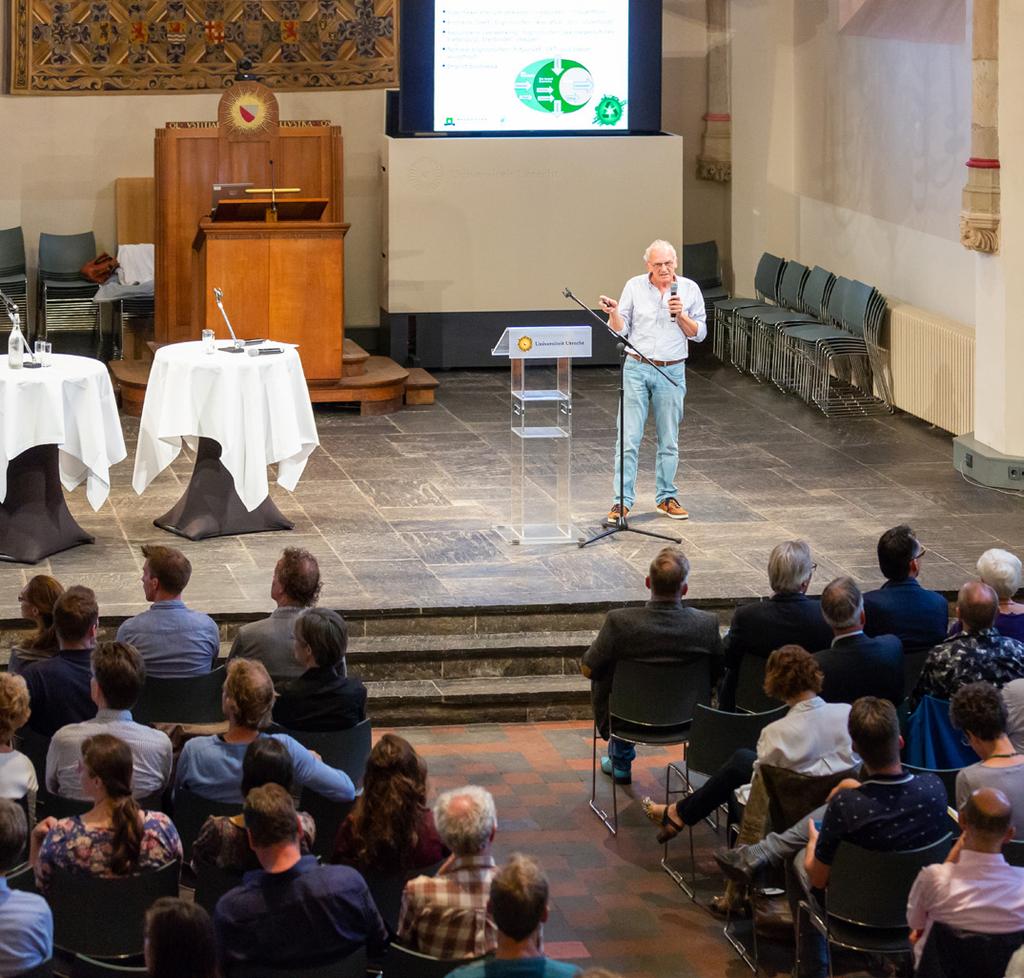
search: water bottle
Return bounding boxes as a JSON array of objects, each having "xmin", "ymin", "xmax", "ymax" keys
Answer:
[{"xmin": 7, "ymin": 322, "xmax": 24, "ymax": 369}]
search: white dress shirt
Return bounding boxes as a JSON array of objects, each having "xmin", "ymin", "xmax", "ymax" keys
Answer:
[
  {"xmin": 46, "ymin": 708, "xmax": 173, "ymax": 800},
  {"xmin": 617, "ymin": 273, "xmax": 707, "ymax": 361},
  {"xmin": 907, "ymin": 849, "xmax": 1024, "ymax": 964},
  {"xmin": 754, "ymin": 696, "xmax": 858, "ymax": 776}
]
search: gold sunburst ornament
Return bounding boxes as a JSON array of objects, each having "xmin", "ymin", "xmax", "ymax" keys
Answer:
[
  {"xmin": 517, "ymin": 336, "xmax": 533, "ymax": 352},
  {"xmin": 219, "ymin": 82, "xmax": 279, "ymax": 137}
]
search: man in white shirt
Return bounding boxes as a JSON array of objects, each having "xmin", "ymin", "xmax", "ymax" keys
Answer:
[
  {"xmin": 599, "ymin": 239, "xmax": 706, "ymax": 523},
  {"xmin": 46, "ymin": 641, "xmax": 172, "ymax": 801},
  {"xmin": 907, "ymin": 787, "xmax": 1024, "ymax": 965}
]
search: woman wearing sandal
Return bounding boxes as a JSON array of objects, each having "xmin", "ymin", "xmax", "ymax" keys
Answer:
[{"xmin": 642, "ymin": 645, "xmax": 858, "ymax": 841}]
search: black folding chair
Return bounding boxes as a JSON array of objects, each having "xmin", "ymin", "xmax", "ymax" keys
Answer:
[
  {"xmin": 734, "ymin": 655, "xmax": 783, "ymax": 714},
  {"xmin": 70, "ymin": 955, "xmax": 147, "ymax": 977},
  {"xmin": 49, "ymin": 860, "xmax": 181, "ymax": 959},
  {"xmin": 226, "ymin": 945, "xmax": 367, "ymax": 978},
  {"xmin": 171, "ymin": 787, "xmax": 238, "ymax": 863},
  {"xmin": 797, "ymin": 836, "xmax": 953, "ymax": 976},
  {"xmin": 590, "ymin": 656, "xmax": 713, "ymax": 836},
  {"xmin": 193, "ymin": 860, "xmax": 244, "ymax": 914},
  {"xmin": 916, "ymin": 921, "xmax": 1024, "ymax": 978},
  {"xmin": 10, "ymin": 960, "xmax": 54, "ymax": 978},
  {"xmin": 379, "ymin": 944, "xmax": 489, "ymax": 978},
  {"xmin": 662, "ymin": 703, "xmax": 786, "ymax": 897},
  {"xmin": 133, "ymin": 667, "xmax": 227, "ymax": 725}
]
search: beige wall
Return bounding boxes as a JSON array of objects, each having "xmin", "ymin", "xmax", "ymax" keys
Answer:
[
  {"xmin": 663, "ymin": 1, "xmax": 732, "ymax": 273},
  {"xmin": 731, "ymin": 0, "xmax": 974, "ymax": 322}
]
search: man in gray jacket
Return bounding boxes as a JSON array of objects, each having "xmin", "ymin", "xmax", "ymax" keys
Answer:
[
  {"xmin": 582, "ymin": 546, "xmax": 723, "ymax": 784},
  {"xmin": 229, "ymin": 548, "xmax": 321, "ymax": 685}
]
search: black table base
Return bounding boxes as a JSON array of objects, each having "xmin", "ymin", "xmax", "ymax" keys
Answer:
[
  {"xmin": 154, "ymin": 437, "xmax": 294, "ymax": 541},
  {"xmin": 0, "ymin": 444, "xmax": 94, "ymax": 564}
]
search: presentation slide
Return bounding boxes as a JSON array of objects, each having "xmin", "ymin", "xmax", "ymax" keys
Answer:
[{"xmin": 433, "ymin": 0, "xmax": 630, "ymax": 133}]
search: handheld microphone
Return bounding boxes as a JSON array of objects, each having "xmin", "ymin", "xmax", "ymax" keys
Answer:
[{"xmin": 669, "ymin": 280, "xmax": 678, "ymax": 318}]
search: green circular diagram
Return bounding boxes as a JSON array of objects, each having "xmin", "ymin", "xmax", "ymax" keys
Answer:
[{"xmin": 516, "ymin": 58, "xmax": 594, "ymax": 114}]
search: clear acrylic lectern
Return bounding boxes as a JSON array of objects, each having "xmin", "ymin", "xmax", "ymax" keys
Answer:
[{"xmin": 491, "ymin": 325, "xmax": 591, "ymax": 544}]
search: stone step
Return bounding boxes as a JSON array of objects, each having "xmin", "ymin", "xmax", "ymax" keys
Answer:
[{"xmin": 365, "ymin": 674, "xmax": 591, "ymax": 725}]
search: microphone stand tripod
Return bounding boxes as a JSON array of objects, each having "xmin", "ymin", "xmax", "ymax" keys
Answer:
[{"xmin": 562, "ymin": 288, "xmax": 682, "ymax": 549}]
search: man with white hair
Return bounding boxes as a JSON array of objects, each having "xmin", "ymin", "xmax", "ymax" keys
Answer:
[
  {"xmin": 397, "ymin": 785, "xmax": 498, "ymax": 959},
  {"xmin": 598, "ymin": 239, "xmax": 706, "ymax": 524}
]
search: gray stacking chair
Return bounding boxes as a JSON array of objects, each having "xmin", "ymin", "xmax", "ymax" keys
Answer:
[
  {"xmin": 37, "ymin": 231, "xmax": 101, "ymax": 355},
  {"xmin": 731, "ymin": 260, "xmax": 808, "ymax": 379},
  {"xmin": 713, "ymin": 253, "xmax": 785, "ymax": 366},
  {"xmin": 768, "ymin": 266, "xmax": 837, "ymax": 392},
  {"xmin": 132, "ymin": 666, "xmax": 227, "ymax": 725},
  {"xmin": 682, "ymin": 240, "xmax": 730, "ymax": 339},
  {"xmin": 0, "ymin": 226, "xmax": 29, "ymax": 342}
]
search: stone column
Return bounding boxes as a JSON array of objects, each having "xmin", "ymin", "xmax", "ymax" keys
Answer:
[
  {"xmin": 960, "ymin": 0, "xmax": 1000, "ymax": 253},
  {"xmin": 697, "ymin": 0, "xmax": 732, "ymax": 182}
]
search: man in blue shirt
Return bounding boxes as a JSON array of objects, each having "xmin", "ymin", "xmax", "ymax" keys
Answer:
[
  {"xmin": 116, "ymin": 544, "xmax": 220, "ymax": 677},
  {"xmin": 448, "ymin": 854, "xmax": 579, "ymax": 978},
  {"xmin": 599, "ymin": 240, "xmax": 706, "ymax": 523},
  {"xmin": 863, "ymin": 525, "xmax": 949, "ymax": 652},
  {"xmin": 22, "ymin": 585, "xmax": 98, "ymax": 736},
  {"xmin": 0, "ymin": 799, "xmax": 51, "ymax": 974},
  {"xmin": 214, "ymin": 783, "xmax": 387, "ymax": 969}
]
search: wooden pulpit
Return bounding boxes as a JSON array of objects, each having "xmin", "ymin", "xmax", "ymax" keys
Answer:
[{"xmin": 155, "ymin": 82, "xmax": 349, "ymax": 385}]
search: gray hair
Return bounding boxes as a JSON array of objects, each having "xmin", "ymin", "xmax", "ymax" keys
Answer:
[
  {"xmin": 433, "ymin": 785, "xmax": 496, "ymax": 856},
  {"xmin": 977, "ymin": 548, "xmax": 1022, "ymax": 602},
  {"xmin": 0, "ymin": 799, "xmax": 26, "ymax": 871},
  {"xmin": 821, "ymin": 576, "xmax": 864, "ymax": 630},
  {"xmin": 643, "ymin": 239, "xmax": 677, "ymax": 264},
  {"xmin": 768, "ymin": 540, "xmax": 814, "ymax": 594}
]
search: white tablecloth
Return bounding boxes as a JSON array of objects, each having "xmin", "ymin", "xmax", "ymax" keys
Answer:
[
  {"xmin": 132, "ymin": 342, "xmax": 319, "ymax": 512},
  {"xmin": 0, "ymin": 354, "xmax": 126, "ymax": 509}
]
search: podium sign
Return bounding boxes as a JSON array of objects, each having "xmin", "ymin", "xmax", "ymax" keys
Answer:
[
  {"xmin": 491, "ymin": 325, "xmax": 590, "ymax": 545},
  {"xmin": 493, "ymin": 326, "xmax": 592, "ymax": 360}
]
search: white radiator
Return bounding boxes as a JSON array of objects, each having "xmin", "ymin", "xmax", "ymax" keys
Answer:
[{"xmin": 888, "ymin": 299, "xmax": 974, "ymax": 435}]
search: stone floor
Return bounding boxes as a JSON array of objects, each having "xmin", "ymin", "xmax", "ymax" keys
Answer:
[
  {"xmin": 8, "ymin": 361, "xmax": 1024, "ymax": 618},
  {"xmin": 393, "ymin": 718, "xmax": 881, "ymax": 978}
]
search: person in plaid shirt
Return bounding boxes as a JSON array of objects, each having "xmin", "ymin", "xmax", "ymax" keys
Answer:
[{"xmin": 397, "ymin": 785, "xmax": 498, "ymax": 959}]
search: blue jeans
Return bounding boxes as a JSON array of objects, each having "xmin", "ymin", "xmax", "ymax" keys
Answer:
[
  {"xmin": 612, "ymin": 358, "xmax": 687, "ymax": 508},
  {"xmin": 608, "ymin": 738, "xmax": 636, "ymax": 768}
]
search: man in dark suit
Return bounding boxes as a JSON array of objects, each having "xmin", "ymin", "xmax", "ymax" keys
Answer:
[
  {"xmin": 863, "ymin": 525, "xmax": 949, "ymax": 652},
  {"xmin": 581, "ymin": 546, "xmax": 723, "ymax": 784},
  {"xmin": 814, "ymin": 576, "xmax": 904, "ymax": 706},
  {"xmin": 718, "ymin": 540, "xmax": 833, "ymax": 711}
]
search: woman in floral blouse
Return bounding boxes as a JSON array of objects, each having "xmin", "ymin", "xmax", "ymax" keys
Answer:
[{"xmin": 29, "ymin": 733, "xmax": 181, "ymax": 893}]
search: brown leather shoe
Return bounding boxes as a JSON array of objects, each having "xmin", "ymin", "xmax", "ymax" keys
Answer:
[
  {"xmin": 656, "ymin": 498, "xmax": 689, "ymax": 520},
  {"xmin": 605, "ymin": 503, "xmax": 629, "ymax": 524}
]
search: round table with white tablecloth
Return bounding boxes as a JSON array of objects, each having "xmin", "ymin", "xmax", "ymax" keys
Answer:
[
  {"xmin": 132, "ymin": 340, "xmax": 319, "ymax": 540},
  {"xmin": 0, "ymin": 353, "xmax": 126, "ymax": 563}
]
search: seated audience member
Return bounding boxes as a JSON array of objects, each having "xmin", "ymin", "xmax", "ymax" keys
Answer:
[
  {"xmin": 0, "ymin": 674, "xmax": 38, "ymax": 815},
  {"xmin": 175, "ymin": 659, "xmax": 354, "ymax": 804},
  {"xmin": 950, "ymin": 548, "xmax": 1024, "ymax": 643},
  {"xmin": 398, "ymin": 785, "xmax": 499, "ymax": 959},
  {"xmin": 715, "ymin": 698, "xmax": 949, "ymax": 978},
  {"xmin": 448, "ymin": 854, "xmax": 580, "ymax": 978},
  {"xmin": 30, "ymin": 733, "xmax": 182, "ymax": 894},
  {"xmin": 863, "ymin": 525, "xmax": 949, "ymax": 651},
  {"xmin": 1004, "ymin": 678, "xmax": 1024, "ymax": 754},
  {"xmin": 272, "ymin": 607, "xmax": 367, "ymax": 732},
  {"xmin": 22, "ymin": 585, "xmax": 99, "ymax": 737},
  {"xmin": 332, "ymin": 733, "xmax": 446, "ymax": 873},
  {"xmin": 951, "ymin": 682, "xmax": 1024, "ymax": 832},
  {"xmin": 213, "ymin": 783, "xmax": 388, "ymax": 969},
  {"xmin": 910, "ymin": 581, "xmax": 1024, "ymax": 712},
  {"xmin": 116, "ymin": 544, "xmax": 219, "ymax": 677},
  {"xmin": 46, "ymin": 641, "xmax": 172, "ymax": 801},
  {"xmin": 145, "ymin": 897, "xmax": 218, "ymax": 978},
  {"xmin": 0, "ymin": 799, "xmax": 52, "ymax": 976},
  {"xmin": 582, "ymin": 546, "xmax": 722, "ymax": 785},
  {"xmin": 641, "ymin": 645, "xmax": 857, "ymax": 839},
  {"xmin": 907, "ymin": 788, "xmax": 1024, "ymax": 966},
  {"xmin": 8, "ymin": 574, "xmax": 64, "ymax": 674},
  {"xmin": 192, "ymin": 737, "xmax": 315, "ymax": 872},
  {"xmin": 719, "ymin": 540, "xmax": 832, "ymax": 710},
  {"xmin": 229, "ymin": 546, "xmax": 321, "ymax": 685},
  {"xmin": 813, "ymin": 576, "xmax": 903, "ymax": 706}
]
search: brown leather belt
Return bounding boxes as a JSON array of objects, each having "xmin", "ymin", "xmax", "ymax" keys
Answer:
[{"xmin": 627, "ymin": 353, "xmax": 685, "ymax": 367}]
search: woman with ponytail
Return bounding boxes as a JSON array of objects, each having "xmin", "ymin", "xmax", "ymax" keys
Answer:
[
  {"xmin": 29, "ymin": 733, "xmax": 181, "ymax": 893},
  {"xmin": 331, "ymin": 733, "xmax": 447, "ymax": 872}
]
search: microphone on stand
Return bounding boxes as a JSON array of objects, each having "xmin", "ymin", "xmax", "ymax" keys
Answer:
[{"xmin": 269, "ymin": 158, "xmax": 277, "ymax": 219}]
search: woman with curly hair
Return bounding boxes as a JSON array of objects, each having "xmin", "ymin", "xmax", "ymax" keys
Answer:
[
  {"xmin": 0, "ymin": 673, "xmax": 37, "ymax": 818},
  {"xmin": 642, "ymin": 644, "xmax": 858, "ymax": 841},
  {"xmin": 331, "ymin": 733, "xmax": 447, "ymax": 872},
  {"xmin": 30, "ymin": 733, "xmax": 181, "ymax": 894},
  {"xmin": 9, "ymin": 575, "xmax": 64, "ymax": 673}
]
